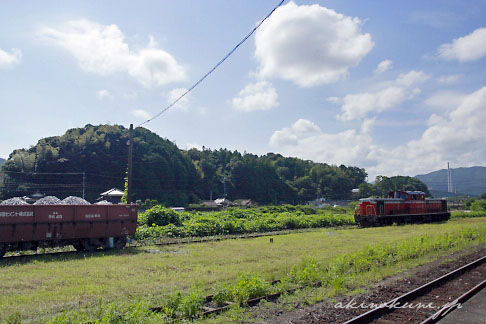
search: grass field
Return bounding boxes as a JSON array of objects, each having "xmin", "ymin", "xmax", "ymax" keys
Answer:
[{"xmin": 1, "ymin": 217, "xmax": 485, "ymax": 323}]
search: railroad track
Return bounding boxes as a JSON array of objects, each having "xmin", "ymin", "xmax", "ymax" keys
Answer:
[{"xmin": 343, "ymin": 255, "xmax": 486, "ymax": 324}]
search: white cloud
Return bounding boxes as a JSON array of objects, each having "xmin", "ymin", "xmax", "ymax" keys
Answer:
[
  {"xmin": 424, "ymin": 91, "xmax": 466, "ymax": 111},
  {"xmin": 374, "ymin": 59, "xmax": 392, "ymax": 74},
  {"xmin": 270, "ymin": 86, "xmax": 486, "ymax": 179},
  {"xmin": 361, "ymin": 118, "xmax": 376, "ymax": 134},
  {"xmin": 254, "ymin": 1, "xmax": 373, "ymax": 87},
  {"xmin": 232, "ymin": 81, "xmax": 279, "ymax": 112},
  {"xmin": 395, "ymin": 70, "xmax": 429, "ymax": 87},
  {"xmin": 436, "ymin": 74, "xmax": 461, "ymax": 85},
  {"xmin": 438, "ymin": 27, "xmax": 486, "ymax": 62},
  {"xmin": 0, "ymin": 48, "xmax": 22, "ymax": 68},
  {"xmin": 131, "ymin": 109, "xmax": 151, "ymax": 120},
  {"xmin": 38, "ymin": 20, "xmax": 186, "ymax": 87},
  {"xmin": 166, "ymin": 88, "xmax": 190, "ymax": 112},
  {"xmin": 336, "ymin": 70, "xmax": 429, "ymax": 121},
  {"xmin": 326, "ymin": 96, "xmax": 341, "ymax": 104},
  {"xmin": 376, "ymin": 86, "xmax": 486, "ymax": 177},
  {"xmin": 269, "ymin": 119, "xmax": 374, "ymax": 167},
  {"xmin": 96, "ymin": 89, "xmax": 113, "ymax": 100},
  {"xmin": 123, "ymin": 91, "xmax": 139, "ymax": 100}
]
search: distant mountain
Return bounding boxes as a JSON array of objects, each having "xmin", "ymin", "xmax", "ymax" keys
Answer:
[
  {"xmin": 0, "ymin": 158, "xmax": 5, "ymax": 167},
  {"xmin": 416, "ymin": 166, "xmax": 486, "ymax": 197}
]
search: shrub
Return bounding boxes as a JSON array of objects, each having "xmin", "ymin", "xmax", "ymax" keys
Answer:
[
  {"xmin": 139, "ymin": 205, "xmax": 181, "ymax": 227},
  {"xmin": 180, "ymin": 288, "xmax": 205, "ymax": 318},
  {"xmin": 231, "ymin": 273, "xmax": 271, "ymax": 305},
  {"xmin": 470, "ymin": 200, "xmax": 486, "ymax": 212}
]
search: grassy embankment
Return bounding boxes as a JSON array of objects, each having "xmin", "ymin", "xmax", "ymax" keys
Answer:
[{"xmin": 0, "ymin": 216, "xmax": 485, "ymax": 323}]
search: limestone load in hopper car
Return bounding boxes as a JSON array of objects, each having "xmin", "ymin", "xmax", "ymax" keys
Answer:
[
  {"xmin": 33, "ymin": 196, "xmax": 62, "ymax": 205},
  {"xmin": 0, "ymin": 197, "xmax": 29, "ymax": 205},
  {"xmin": 62, "ymin": 196, "xmax": 90, "ymax": 205},
  {"xmin": 95, "ymin": 200, "xmax": 112, "ymax": 205}
]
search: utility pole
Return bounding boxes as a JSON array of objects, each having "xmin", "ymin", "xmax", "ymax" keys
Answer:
[
  {"xmin": 447, "ymin": 162, "xmax": 452, "ymax": 193},
  {"xmin": 82, "ymin": 172, "xmax": 85, "ymax": 199},
  {"xmin": 127, "ymin": 124, "xmax": 133, "ymax": 204}
]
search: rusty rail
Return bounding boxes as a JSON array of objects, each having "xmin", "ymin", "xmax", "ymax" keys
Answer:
[{"xmin": 342, "ymin": 255, "xmax": 486, "ymax": 324}]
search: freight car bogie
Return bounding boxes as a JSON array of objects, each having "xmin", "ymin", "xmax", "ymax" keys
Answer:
[{"xmin": 0, "ymin": 236, "xmax": 130, "ymax": 256}]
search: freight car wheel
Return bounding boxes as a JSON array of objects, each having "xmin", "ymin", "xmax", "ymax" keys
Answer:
[
  {"xmin": 0, "ymin": 244, "xmax": 5, "ymax": 258},
  {"xmin": 114, "ymin": 237, "xmax": 127, "ymax": 249},
  {"xmin": 72, "ymin": 242, "xmax": 85, "ymax": 251},
  {"xmin": 82, "ymin": 239, "xmax": 100, "ymax": 252}
]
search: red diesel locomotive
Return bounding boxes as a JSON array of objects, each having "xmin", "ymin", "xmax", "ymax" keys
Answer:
[
  {"xmin": 354, "ymin": 191, "xmax": 450, "ymax": 227},
  {"xmin": 0, "ymin": 204, "xmax": 138, "ymax": 258}
]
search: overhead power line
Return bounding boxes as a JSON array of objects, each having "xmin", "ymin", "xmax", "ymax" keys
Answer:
[{"xmin": 137, "ymin": 0, "xmax": 286, "ymax": 127}]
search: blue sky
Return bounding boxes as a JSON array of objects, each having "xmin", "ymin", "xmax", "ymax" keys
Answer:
[{"xmin": 1, "ymin": 0, "xmax": 485, "ymax": 180}]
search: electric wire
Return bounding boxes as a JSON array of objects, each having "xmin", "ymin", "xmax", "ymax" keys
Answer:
[{"xmin": 137, "ymin": 0, "xmax": 286, "ymax": 127}]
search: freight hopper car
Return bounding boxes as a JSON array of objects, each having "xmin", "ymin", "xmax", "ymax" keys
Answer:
[
  {"xmin": 354, "ymin": 191, "xmax": 450, "ymax": 227},
  {"xmin": 0, "ymin": 204, "xmax": 138, "ymax": 258}
]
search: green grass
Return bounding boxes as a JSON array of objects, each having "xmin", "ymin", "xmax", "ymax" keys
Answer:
[
  {"xmin": 1, "ymin": 217, "xmax": 485, "ymax": 323},
  {"xmin": 451, "ymin": 210, "xmax": 486, "ymax": 218}
]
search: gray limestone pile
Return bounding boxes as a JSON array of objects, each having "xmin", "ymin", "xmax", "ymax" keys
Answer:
[
  {"xmin": 95, "ymin": 200, "xmax": 112, "ymax": 205},
  {"xmin": 0, "ymin": 197, "xmax": 30, "ymax": 205},
  {"xmin": 34, "ymin": 196, "xmax": 62, "ymax": 205},
  {"xmin": 62, "ymin": 196, "xmax": 90, "ymax": 205}
]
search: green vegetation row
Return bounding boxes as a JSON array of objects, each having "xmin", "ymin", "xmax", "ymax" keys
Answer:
[
  {"xmin": 135, "ymin": 206, "xmax": 355, "ymax": 241},
  {"xmin": 35, "ymin": 227, "xmax": 486, "ymax": 324},
  {"xmin": 450, "ymin": 199, "xmax": 486, "ymax": 218},
  {"xmin": 451, "ymin": 210, "xmax": 486, "ymax": 219}
]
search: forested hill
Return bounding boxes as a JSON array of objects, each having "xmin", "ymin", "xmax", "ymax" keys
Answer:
[
  {"xmin": 1, "ymin": 124, "xmax": 198, "ymax": 204},
  {"xmin": 0, "ymin": 124, "xmax": 367, "ymax": 205},
  {"xmin": 416, "ymin": 166, "xmax": 486, "ymax": 196}
]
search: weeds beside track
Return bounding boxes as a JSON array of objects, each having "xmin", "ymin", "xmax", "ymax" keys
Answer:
[{"xmin": 38, "ymin": 224, "xmax": 486, "ymax": 324}]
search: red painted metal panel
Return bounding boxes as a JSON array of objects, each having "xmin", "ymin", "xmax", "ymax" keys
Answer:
[
  {"xmin": 73, "ymin": 205, "xmax": 107, "ymax": 222},
  {"xmin": 34, "ymin": 206, "xmax": 74, "ymax": 223},
  {"xmin": 106, "ymin": 221, "xmax": 122, "ymax": 237},
  {"xmin": 32, "ymin": 224, "xmax": 49, "ymax": 241},
  {"xmin": 410, "ymin": 201, "xmax": 426, "ymax": 214},
  {"xmin": 0, "ymin": 206, "xmax": 35, "ymax": 224},
  {"xmin": 60, "ymin": 223, "xmax": 75, "ymax": 239},
  {"xmin": 125, "ymin": 220, "xmax": 137, "ymax": 236},
  {"xmin": 0, "ymin": 204, "xmax": 138, "ymax": 245},
  {"xmin": 90, "ymin": 222, "xmax": 108, "ymax": 238},
  {"xmin": 12, "ymin": 224, "xmax": 34, "ymax": 242},
  {"xmin": 0, "ymin": 224, "xmax": 14, "ymax": 242},
  {"xmin": 384, "ymin": 202, "xmax": 399, "ymax": 214},
  {"xmin": 360, "ymin": 201, "xmax": 375, "ymax": 216},
  {"xmin": 106, "ymin": 220, "xmax": 137, "ymax": 237},
  {"xmin": 73, "ymin": 222, "xmax": 90, "ymax": 239},
  {"xmin": 107, "ymin": 204, "xmax": 137, "ymax": 221}
]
